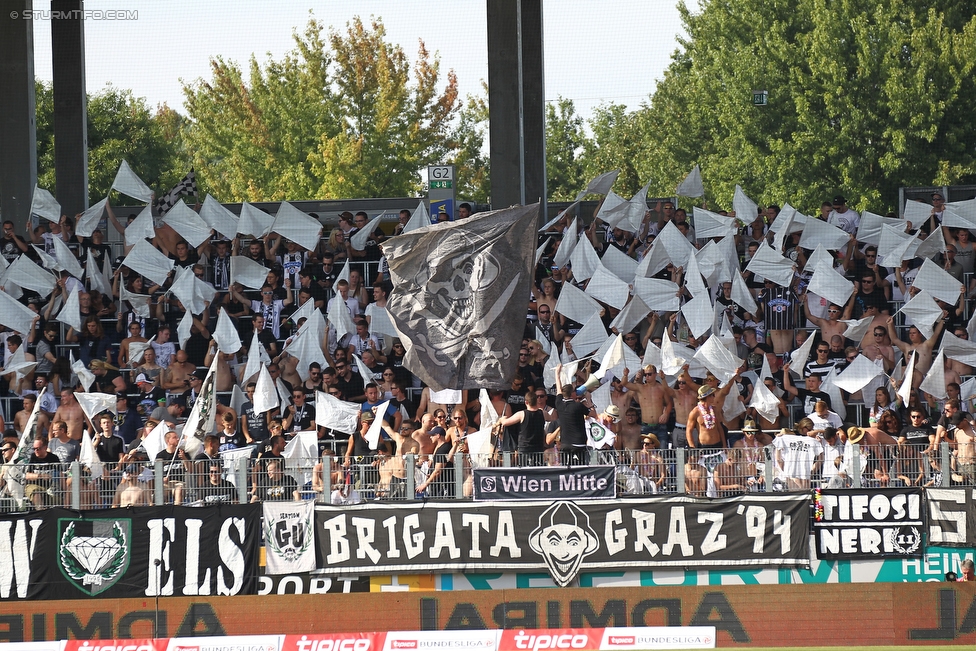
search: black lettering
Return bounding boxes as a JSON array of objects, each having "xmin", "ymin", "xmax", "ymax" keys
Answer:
[
  {"xmin": 910, "ymin": 589, "xmax": 957, "ymax": 640},
  {"xmin": 547, "ymin": 601, "xmax": 561, "ymax": 628},
  {"xmin": 493, "ymin": 602, "xmax": 537, "ymax": 629},
  {"xmin": 570, "ymin": 600, "xmax": 626, "ymax": 627},
  {"xmin": 55, "ymin": 612, "xmax": 112, "ymax": 640},
  {"xmin": 118, "ymin": 610, "xmax": 165, "ymax": 639},
  {"xmin": 420, "ymin": 598, "xmax": 438, "ymax": 631},
  {"xmin": 690, "ymin": 593, "xmax": 750, "ymax": 643},
  {"xmin": 632, "ymin": 599, "xmax": 682, "ymax": 627},
  {"xmin": 960, "ymin": 592, "xmax": 976, "ymax": 635},
  {"xmin": 175, "ymin": 603, "xmax": 225, "ymax": 637},
  {"xmin": 0, "ymin": 614, "xmax": 25, "ymax": 643},
  {"xmin": 444, "ymin": 603, "xmax": 488, "ymax": 630},
  {"xmin": 31, "ymin": 613, "xmax": 45, "ymax": 642}
]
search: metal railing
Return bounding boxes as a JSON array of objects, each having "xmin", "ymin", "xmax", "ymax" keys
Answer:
[{"xmin": 0, "ymin": 440, "xmax": 965, "ymax": 511}]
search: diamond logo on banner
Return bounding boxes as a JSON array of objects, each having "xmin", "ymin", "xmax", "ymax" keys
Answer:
[{"xmin": 58, "ymin": 518, "xmax": 131, "ymax": 596}]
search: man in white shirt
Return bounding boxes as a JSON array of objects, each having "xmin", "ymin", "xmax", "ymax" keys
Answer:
[{"xmin": 827, "ymin": 195, "xmax": 860, "ymax": 234}]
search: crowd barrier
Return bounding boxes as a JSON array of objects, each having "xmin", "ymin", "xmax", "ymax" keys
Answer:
[{"xmin": 1, "ymin": 440, "xmax": 967, "ymax": 512}]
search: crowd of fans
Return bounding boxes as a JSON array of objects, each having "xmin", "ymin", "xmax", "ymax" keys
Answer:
[{"xmin": 0, "ymin": 189, "xmax": 974, "ymax": 509}]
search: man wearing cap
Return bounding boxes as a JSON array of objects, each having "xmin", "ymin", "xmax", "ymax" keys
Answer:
[
  {"xmin": 622, "ymin": 366, "xmax": 673, "ymax": 449},
  {"xmin": 135, "ymin": 374, "xmax": 167, "ymax": 418},
  {"xmin": 113, "ymin": 393, "xmax": 143, "ymax": 445},
  {"xmin": 686, "ymin": 383, "xmax": 735, "ymax": 450},
  {"xmin": 827, "ymin": 195, "xmax": 860, "ymax": 235}
]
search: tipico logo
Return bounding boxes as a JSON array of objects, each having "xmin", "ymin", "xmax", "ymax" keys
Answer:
[{"xmin": 58, "ymin": 518, "xmax": 131, "ymax": 595}]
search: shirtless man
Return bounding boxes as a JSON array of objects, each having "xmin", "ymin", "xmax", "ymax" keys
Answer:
[
  {"xmin": 112, "ymin": 468, "xmax": 149, "ymax": 507},
  {"xmin": 686, "ymin": 382, "xmax": 737, "ymax": 450},
  {"xmin": 803, "ymin": 301, "xmax": 848, "ymax": 345},
  {"xmin": 204, "ymin": 343, "xmax": 236, "ymax": 392},
  {"xmin": 53, "ymin": 388, "xmax": 85, "ymax": 440},
  {"xmin": 160, "ymin": 350, "xmax": 195, "ymax": 396},
  {"xmin": 667, "ymin": 366, "xmax": 701, "ymax": 448},
  {"xmin": 413, "ymin": 413, "xmax": 437, "ymax": 456},
  {"xmin": 886, "ymin": 315, "xmax": 945, "ymax": 384},
  {"xmin": 617, "ymin": 408, "xmax": 643, "ymax": 453},
  {"xmin": 860, "ymin": 324, "xmax": 896, "ymax": 374},
  {"xmin": 118, "ymin": 321, "xmax": 148, "ymax": 369},
  {"xmin": 955, "ymin": 413, "xmax": 976, "ymax": 483},
  {"xmin": 14, "ymin": 393, "xmax": 50, "ymax": 437},
  {"xmin": 622, "ymin": 366, "xmax": 673, "ymax": 448}
]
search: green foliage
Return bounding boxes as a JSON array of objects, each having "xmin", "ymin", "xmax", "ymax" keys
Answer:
[
  {"xmin": 638, "ymin": 0, "xmax": 976, "ymax": 213},
  {"xmin": 181, "ymin": 15, "xmax": 460, "ymax": 201},
  {"xmin": 35, "ymin": 82, "xmax": 182, "ymax": 206},
  {"xmin": 448, "ymin": 83, "xmax": 491, "ymax": 204},
  {"xmin": 545, "ymin": 97, "xmax": 585, "ymax": 201}
]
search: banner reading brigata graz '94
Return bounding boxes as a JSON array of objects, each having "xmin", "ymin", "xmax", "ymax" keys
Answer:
[
  {"xmin": 314, "ymin": 495, "xmax": 810, "ymax": 587},
  {"xmin": 0, "ymin": 504, "xmax": 260, "ymax": 600}
]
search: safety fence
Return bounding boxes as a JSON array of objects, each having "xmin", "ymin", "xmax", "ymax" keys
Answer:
[{"xmin": 1, "ymin": 440, "xmax": 968, "ymax": 511}]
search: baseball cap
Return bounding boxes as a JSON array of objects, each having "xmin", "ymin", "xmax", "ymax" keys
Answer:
[
  {"xmin": 430, "ymin": 426, "xmax": 446, "ymax": 437},
  {"xmin": 135, "ymin": 373, "xmax": 150, "ymax": 384}
]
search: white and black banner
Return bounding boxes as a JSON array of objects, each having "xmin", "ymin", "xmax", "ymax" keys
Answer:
[
  {"xmin": 473, "ymin": 465, "xmax": 616, "ymax": 500},
  {"xmin": 263, "ymin": 500, "xmax": 316, "ymax": 575},
  {"xmin": 814, "ymin": 488, "xmax": 924, "ymax": 559},
  {"xmin": 0, "ymin": 505, "xmax": 260, "ymax": 600},
  {"xmin": 314, "ymin": 495, "xmax": 810, "ymax": 587},
  {"xmin": 926, "ymin": 487, "xmax": 976, "ymax": 548}
]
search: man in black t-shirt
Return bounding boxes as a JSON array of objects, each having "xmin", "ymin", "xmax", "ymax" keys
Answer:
[
  {"xmin": 900, "ymin": 407, "xmax": 935, "ymax": 449},
  {"xmin": 26, "ymin": 437, "xmax": 61, "ymax": 507},
  {"xmin": 241, "ymin": 383, "xmax": 271, "ymax": 444},
  {"xmin": 252, "ymin": 459, "xmax": 300, "ymax": 502},
  {"xmin": 199, "ymin": 463, "xmax": 238, "ymax": 504},
  {"xmin": 781, "ymin": 364, "xmax": 833, "ymax": 420},
  {"xmin": 554, "ymin": 364, "xmax": 595, "ymax": 465}
]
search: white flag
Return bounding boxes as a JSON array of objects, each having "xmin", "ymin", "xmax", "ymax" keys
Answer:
[
  {"xmin": 124, "ymin": 205, "xmax": 156, "ymax": 246},
  {"xmin": 140, "ymin": 420, "xmax": 172, "ymax": 463},
  {"xmin": 575, "ymin": 170, "xmax": 620, "ymax": 201},
  {"xmin": 402, "ymin": 201, "xmax": 431, "ymax": 234},
  {"xmin": 364, "ymin": 400, "xmax": 390, "ymax": 450},
  {"xmin": 161, "ymin": 201, "xmax": 212, "ymax": 248},
  {"xmin": 315, "ymin": 391, "xmax": 361, "ymax": 434},
  {"xmin": 230, "ymin": 256, "xmax": 270, "ymax": 290},
  {"xmin": 241, "ymin": 329, "xmax": 272, "ymax": 385},
  {"xmin": 30, "ymin": 185, "xmax": 61, "ymax": 223},
  {"xmin": 237, "ymin": 202, "xmax": 273, "ymax": 238},
  {"xmin": 213, "ymin": 307, "xmax": 243, "ymax": 354},
  {"xmin": 86, "ymin": 250, "xmax": 112, "ymax": 295},
  {"xmin": 79, "ymin": 429, "xmax": 104, "ymax": 481},
  {"xmin": 199, "ymin": 194, "xmax": 240, "ymax": 240},
  {"xmin": 75, "ymin": 392, "xmax": 119, "ymax": 423},
  {"xmin": 71, "ymin": 351, "xmax": 95, "ymax": 392},
  {"xmin": 254, "ymin": 365, "xmax": 279, "ymax": 415},
  {"xmin": 0, "ymin": 290, "xmax": 40, "ymax": 336},
  {"xmin": 183, "ymin": 354, "xmax": 221, "ymax": 440},
  {"xmin": 56, "ymin": 286, "xmax": 82, "ymax": 331},
  {"xmin": 122, "ymin": 239, "xmax": 174, "ymax": 287},
  {"xmin": 76, "ymin": 197, "xmax": 108, "ymax": 238},
  {"xmin": 676, "ymin": 164, "xmax": 704, "ymax": 197},
  {"xmin": 272, "ymin": 202, "xmax": 323, "ymax": 251},
  {"xmin": 111, "ymin": 160, "xmax": 154, "ymax": 202},
  {"xmin": 350, "ymin": 213, "xmax": 384, "ymax": 251}
]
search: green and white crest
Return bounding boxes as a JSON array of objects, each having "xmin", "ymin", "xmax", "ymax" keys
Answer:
[{"xmin": 58, "ymin": 518, "xmax": 131, "ymax": 595}]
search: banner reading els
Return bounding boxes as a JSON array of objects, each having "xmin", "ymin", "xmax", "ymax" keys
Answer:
[{"xmin": 282, "ymin": 634, "xmax": 385, "ymax": 651}]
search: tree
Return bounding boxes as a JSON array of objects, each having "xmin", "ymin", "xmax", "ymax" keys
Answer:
[
  {"xmin": 181, "ymin": 16, "xmax": 460, "ymax": 201},
  {"xmin": 545, "ymin": 98, "xmax": 586, "ymax": 201},
  {"xmin": 580, "ymin": 103, "xmax": 644, "ymax": 198},
  {"xmin": 638, "ymin": 0, "xmax": 976, "ymax": 213},
  {"xmin": 448, "ymin": 83, "xmax": 491, "ymax": 204},
  {"xmin": 34, "ymin": 82, "xmax": 181, "ymax": 206}
]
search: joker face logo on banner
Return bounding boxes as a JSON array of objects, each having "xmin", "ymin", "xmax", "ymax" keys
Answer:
[
  {"xmin": 528, "ymin": 502, "xmax": 600, "ymax": 587},
  {"xmin": 58, "ymin": 518, "xmax": 131, "ymax": 596}
]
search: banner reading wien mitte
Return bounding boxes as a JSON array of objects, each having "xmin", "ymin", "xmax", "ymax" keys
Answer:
[
  {"xmin": 474, "ymin": 466, "xmax": 616, "ymax": 500},
  {"xmin": 383, "ymin": 204, "xmax": 539, "ymax": 390},
  {"xmin": 0, "ymin": 505, "xmax": 260, "ymax": 600}
]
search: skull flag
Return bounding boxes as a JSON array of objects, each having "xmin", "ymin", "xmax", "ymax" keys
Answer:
[{"xmin": 383, "ymin": 203, "xmax": 538, "ymax": 390}]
